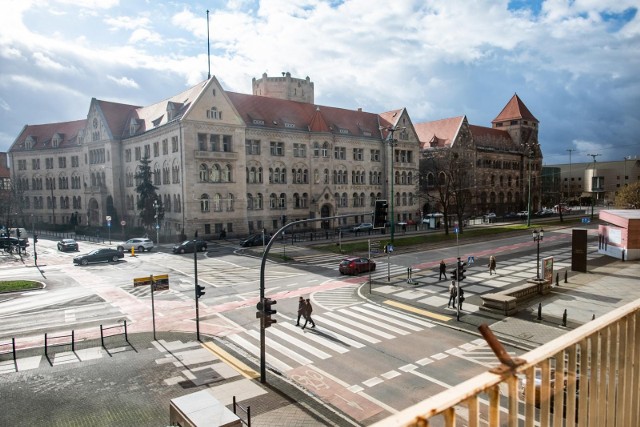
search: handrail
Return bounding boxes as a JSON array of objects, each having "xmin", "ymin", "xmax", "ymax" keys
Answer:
[{"xmin": 373, "ymin": 297, "xmax": 640, "ymax": 427}]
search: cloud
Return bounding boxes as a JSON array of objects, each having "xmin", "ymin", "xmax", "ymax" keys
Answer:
[
  {"xmin": 32, "ymin": 52, "xmax": 78, "ymax": 73},
  {"xmin": 129, "ymin": 28, "xmax": 163, "ymax": 44},
  {"xmin": 104, "ymin": 15, "xmax": 152, "ymax": 31},
  {"xmin": 0, "ymin": 98, "xmax": 10, "ymax": 112},
  {"xmin": 107, "ymin": 75, "xmax": 139, "ymax": 89}
]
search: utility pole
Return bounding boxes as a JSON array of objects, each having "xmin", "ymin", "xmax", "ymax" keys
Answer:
[
  {"xmin": 380, "ymin": 125, "xmax": 406, "ymax": 244},
  {"xmin": 587, "ymin": 153, "xmax": 601, "ymax": 219},
  {"xmin": 566, "ymin": 148, "xmax": 575, "ymax": 201}
]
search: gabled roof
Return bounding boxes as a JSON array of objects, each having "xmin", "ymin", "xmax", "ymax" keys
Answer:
[
  {"xmin": 378, "ymin": 109, "xmax": 403, "ymax": 138},
  {"xmin": 95, "ymin": 100, "xmax": 140, "ymax": 139},
  {"xmin": 10, "ymin": 119, "xmax": 87, "ymax": 152},
  {"xmin": 125, "ymin": 80, "xmax": 207, "ymax": 137},
  {"xmin": 414, "ymin": 116, "xmax": 464, "ymax": 149},
  {"xmin": 492, "ymin": 94, "xmax": 538, "ymax": 124},
  {"xmin": 226, "ymin": 92, "xmax": 381, "ymax": 138}
]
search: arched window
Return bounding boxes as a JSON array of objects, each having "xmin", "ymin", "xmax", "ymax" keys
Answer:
[
  {"xmin": 341, "ymin": 192, "xmax": 348, "ymax": 207},
  {"xmin": 199, "ymin": 164, "xmax": 208, "ymax": 182},
  {"xmin": 212, "ymin": 193, "xmax": 222, "ymax": 212},
  {"xmin": 279, "ymin": 193, "xmax": 286, "ymax": 209},
  {"xmin": 407, "ymin": 172, "xmax": 413, "ymax": 185},
  {"xmin": 359, "ymin": 192, "xmax": 365, "ymax": 207},
  {"xmin": 294, "ymin": 193, "xmax": 300, "ymax": 208},
  {"xmin": 324, "ymin": 168, "xmax": 329, "ymax": 184},
  {"xmin": 256, "ymin": 193, "xmax": 263, "ymax": 209},
  {"xmin": 321, "ymin": 142, "xmax": 329, "ymax": 157},
  {"xmin": 200, "ymin": 194, "xmax": 210, "ymax": 212},
  {"xmin": 223, "ymin": 164, "xmax": 231, "ymax": 182},
  {"xmin": 313, "ymin": 142, "xmax": 320, "ymax": 157},
  {"xmin": 303, "ymin": 169, "xmax": 308, "ymax": 184},
  {"xmin": 210, "ymin": 164, "xmax": 221, "ymax": 182},
  {"xmin": 352, "ymin": 192, "xmax": 359, "ymax": 207},
  {"xmin": 395, "ymin": 170, "xmax": 400, "ymax": 185},
  {"xmin": 247, "ymin": 193, "xmax": 254, "ymax": 210},
  {"xmin": 226, "ymin": 193, "xmax": 234, "ymax": 211},
  {"xmin": 269, "ymin": 193, "xmax": 278, "ymax": 209}
]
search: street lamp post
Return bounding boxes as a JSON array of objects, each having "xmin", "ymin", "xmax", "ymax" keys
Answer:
[
  {"xmin": 588, "ymin": 154, "xmax": 601, "ymax": 220},
  {"xmin": 381, "ymin": 125, "xmax": 404, "ymax": 244},
  {"xmin": 624, "ymin": 156, "xmax": 631, "ymax": 187},
  {"xmin": 153, "ymin": 199, "xmax": 160, "ymax": 244},
  {"xmin": 526, "ymin": 150, "xmax": 533, "ymax": 227},
  {"xmin": 566, "ymin": 148, "xmax": 575, "ymax": 202},
  {"xmin": 533, "ymin": 228, "xmax": 544, "ymax": 280}
]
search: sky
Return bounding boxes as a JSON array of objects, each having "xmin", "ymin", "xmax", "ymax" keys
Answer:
[{"xmin": 0, "ymin": 0, "xmax": 638, "ymax": 165}]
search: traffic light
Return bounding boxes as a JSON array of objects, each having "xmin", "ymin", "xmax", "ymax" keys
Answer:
[
  {"xmin": 457, "ymin": 258, "xmax": 467, "ymax": 282},
  {"xmin": 256, "ymin": 298, "xmax": 278, "ymax": 328},
  {"xmin": 281, "ymin": 215, "xmax": 287, "ymax": 225},
  {"xmin": 195, "ymin": 284, "xmax": 206, "ymax": 299},
  {"xmin": 374, "ymin": 200, "xmax": 388, "ymax": 229},
  {"xmin": 16, "ymin": 228, "xmax": 21, "ymax": 238},
  {"xmin": 33, "ymin": 234, "xmax": 38, "ymax": 244}
]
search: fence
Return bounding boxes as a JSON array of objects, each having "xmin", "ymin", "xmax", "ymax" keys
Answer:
[
  {"xmin": 100, "ymin": 320, "xmax": 128, "ymax": 348},
  {"xmin": 233, "ymin": 395, "xmax": 251, "ymax": 427},
  {"xmin": 44, "ymin": 330, "xmax": 75, "ymax": 361},
  {"xmin": 0, "ymin": 338, "xmax": 17, "ymax": 363},
  {"xmin": 372, "ymin": 298, "xmax": 640, "ymax": 427}
]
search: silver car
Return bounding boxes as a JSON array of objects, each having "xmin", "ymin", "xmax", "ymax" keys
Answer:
[{"xmin": 117, "ymin": 237, "xmax": 154, "ymax": 252}]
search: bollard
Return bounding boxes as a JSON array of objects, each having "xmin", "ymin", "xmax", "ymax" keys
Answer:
[
  {"xmin": 562, "ymin": 309, "xmax": 567, "ymax": 327},
  {"xmin": 592, "ymin": 314, "xmax": 595, "ymax": 320},
  {"xmin": 555, "ymin": 272, "xmax": 559, "ymax": 286},
  {"xmin": 564, "ymin": 270, "xmax": 568, "ymax": 284},
  {"xmin": 130, "ymin": 246, "xmax": 135, "ymax": 257},
  {"xmin": 537, "ymin": 303, "xmax": 542, "ymax": 320}
]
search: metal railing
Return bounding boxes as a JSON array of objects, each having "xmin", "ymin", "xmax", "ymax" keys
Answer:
[{"xmin": 373, "ymin": 298, "xmax": 640, "ymax": 427}]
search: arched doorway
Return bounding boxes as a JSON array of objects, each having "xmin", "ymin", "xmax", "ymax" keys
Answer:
[
  {"xmin": 88, "ymin": 198, "xmax": 99, "ymax": 226},
  {"xmin": 320, "ymin": 204, "xmax": 333, "ymax": 229}
]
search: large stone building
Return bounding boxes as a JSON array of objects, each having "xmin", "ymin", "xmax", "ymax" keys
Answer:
[
  {"xmin": 417, "ymin": 94, "xmax": 543, "ymax": 217},
  {"xmin": 7, "ymin": 73, "xmax": 543, "ymax": 238},
  {"xmin": 8, "ymin": 73, "xmax": 421, "ymax": 239}
]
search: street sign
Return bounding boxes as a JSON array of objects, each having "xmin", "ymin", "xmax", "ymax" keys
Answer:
[
  {"xmin": 155, "ymin": 224, "xmax": 160, "ymax": 229},
  {"xmin": 121, "ymin": 220, "xmax": 126, "ymax": 226},
  {"xmin": 467, "ymin": 256, "xmax": 475, "ymax": 264},
  {"xmin": 133, "ymin": 274, "xmax": 169, "ymax": 290},
  {"xmin": 454, "ymin": 227, "xmax": 459, "ymax": 234},
  {"xmin": 386, "ymin": 244, "xmax": 394, "ymax": 253},
  {"xmin": 582, "ymin": 217, "xmax": 590, "ymax": 224},
  {"xmin": 106, "ymin": 216, "xmax": 112, "ymax": 221}
]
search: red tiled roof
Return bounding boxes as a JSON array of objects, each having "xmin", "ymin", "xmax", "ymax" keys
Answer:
[
  {"xmin": 414, "ymin": 116, "xmax": 464, "ymax": 149},
  {"xmin": 492, "ymin": 94, "xmax": 538, "ymax": 123},
  {"xmin": 0, "ymin": 153, "xmax": 10, "ymax": 178},
  {"xmin": 469, "ymin": 124, "xmax": 518, "ymax": 149},
  {"xmin": 226, "ymin": 92, "xmax": 381, "ymax": 138},
  {"xmin": 96, "ymin": 100, "xmax": 140, "ymax": 139},
  {"xmin": 10, "ymin": 119, "xmax": 87, "ymax": 152}
]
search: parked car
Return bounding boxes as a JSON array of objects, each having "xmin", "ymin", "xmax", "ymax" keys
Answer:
[
  {"xmin": 517, "ymin": 211, "xmax": 529, "ymax": 219},
  {"xmin": 351, "ymin": 223, "xmax": 373, "ymax": 232},
  {"xmin": 339, "ymin": 257, "xmax": 376, "ymax": 275},
  {"xmin": 117, "ymin": 238, "xmax": 154, "ymax": 253},
  {"xmin": 73, "ymin": 248, "xmax": 124, "ymax": 265},
  {"xmin": 0, "ymin": 237, "xmax": 29, "ymax": 250},
  {"xmin": 172, "ymin": 240, "xmax": 208, "ymax": 254},
  {"xmin": 535, "ymin": 209, "xmax": 554, "ymax": 217},
  {"xmin": 57, "ymin": 238, "xmax": 79, "ymax": 252},
  {"xmin": 485, "ymin": 212, "xmax": 497, "ymax": 218},
  {"xmin": 240, "ymin": 233, "xmax": 271, "ymax": 247}
]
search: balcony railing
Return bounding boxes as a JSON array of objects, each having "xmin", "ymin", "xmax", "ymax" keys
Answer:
[{"xmin": 373, "ymin": 298, "xmax": 640, "ymax": 427}]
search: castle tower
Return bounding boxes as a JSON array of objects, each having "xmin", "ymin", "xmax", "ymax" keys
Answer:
[
  {"xmin": 491, "ymin": 94, "xmax": 539, "ymax": 148},
  {"xmin": 252, "ymin": 72, "xmax": 314, "ymax": 104}
]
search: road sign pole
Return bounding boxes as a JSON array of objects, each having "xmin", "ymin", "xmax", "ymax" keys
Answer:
[
  {"xmin": 150, "ymin": 275, "xmax": 156, "ymax": 340},
  {"xmin": 194, "ymin": 233, "xmax": 200, "ymax": 342},
  {"xmin": 368, "ymin": 239, "xmax": 372, "ymax": 293}
]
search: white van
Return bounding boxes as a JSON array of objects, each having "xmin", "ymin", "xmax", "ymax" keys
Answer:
[{"xmin": 9, "ymin": 228, "xmax": 28, "ymax": 238}]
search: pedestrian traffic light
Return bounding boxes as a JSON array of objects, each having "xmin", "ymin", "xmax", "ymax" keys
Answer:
[
  {"xmin": 264, "ymin": 298, "xmax": 277, "ymax": 328},
  {"xmin": 16, "ymin": 228, "xmax": 21, "ymax": 238},
  {"xmin": 33, "ymin": 234, "xmax": 38, "ymax": 244},
  {"xmin": 374, "ymin": 200, "xmax": 388, "ymax": 229},
  {"xmin": 457, "ymin": 258, "xmax": 467, "ymax": 282},
  {"xmin": 195, "ymin": 284, "xmax": 206, "ymax": 299}
]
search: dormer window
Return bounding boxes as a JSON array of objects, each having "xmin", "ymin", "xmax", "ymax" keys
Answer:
[
  {"xmin": 52, "ymin": 133, "xmax": 63, "ymax": 148},
  {"xmin": 284, "ymin": 122, "xmax": 295, "ymax": 128},
  {"xmin": 339, "ymin": 128, "xmax": 349, "ymax": 134},
  {"xmin": 25, "ymin": 136, "xmax": 36, "ymax": 149},
  {"xmin": 129, "ymin": 118, "xmax": 140, "ymax": 136}
]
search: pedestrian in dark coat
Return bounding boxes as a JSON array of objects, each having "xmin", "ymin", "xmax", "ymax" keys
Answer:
[
  {"xmin": 489, "ymin": 256, "xmax": 497, "ymax": 275},
  {"xmin": 458, "ymin": 287, "xmax": 465, "ymax": 310},
  {"xmin": 447, "ymin": 280, "xmax": 457, "ymax": 308},
  {"xmin": 295, "ymin": 296, "xmax": 305, "ymax": 326},
  {"xmin": 439, "ymin": 260, "xmax": 447, "ymax": 280},
  {"xmin": 301, "ymin": 298, "xmax": 316, "ymax": 329}
]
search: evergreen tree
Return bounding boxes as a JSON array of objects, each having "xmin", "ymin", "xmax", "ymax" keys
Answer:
[{"xmin": 134, "ymin": 156, "xmax": 164, "ymax": 228}]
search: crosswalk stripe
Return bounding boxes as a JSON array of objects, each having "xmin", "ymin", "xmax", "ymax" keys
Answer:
[
  {"xmin": 227, "ymin": 333, "xmax": 292, "ymax": 373},
  {"xmin": 327, "ymin": 312, "xmax": 396, "ymax": 339},
  {"xmin": 312, "ymin": 315, "xmax": 380, "ymax": 343},
  {"xmin": 280, "ymin": 323, "xmax": 350, "ymax": 354},
  {"xmin": 267, "ymin": 328, "xmax": 332, "ymax": 360},
  {"xmin": 246, "ymin": 330, "xmax": 313, "ymax": 365},
  {"xmin": 363, "ymin": 303, "xmax": 437, "ymax": 327},
  {"xmin": 351, "ymin": 305, "xmax": 423, "ymax": 331},
  {"xmin": 337, "ymin": 308, "xmax": 410, "ymax": 335}
]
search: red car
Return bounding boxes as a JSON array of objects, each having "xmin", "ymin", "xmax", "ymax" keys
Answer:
[{"xmin": 339, "ymin": 257, "xmax": 376, "ymax": 275}]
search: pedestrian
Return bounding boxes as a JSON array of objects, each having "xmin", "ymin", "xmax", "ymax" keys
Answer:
[
  {"xmin": 301, "ymin": 298, "xmax": 316, "ymax": 329},
  {"xmin": 439, "ymin": 260, "xmax": 447, "ymax": 280},
  {"xmin": 489, "ymin": 256, "xmax": 497, "ymax": 275},
  {"xmin": 447, "ymin": 280, "xmax": 457, "ymax": 308},
  {"xmin": 220, "ymin": 229, "xmax": 227, "ymax": 240},
  {"xmin": 458, "ymin": 287, "xmax": 465, "ymax": 310},
  {"xmin": 295, "ymin": 296, "xmax": 305, "ymax": 326}
]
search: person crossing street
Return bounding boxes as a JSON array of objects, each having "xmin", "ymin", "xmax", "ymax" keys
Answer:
[{"xmin": 301, "ymin": 298, "xmax": 316, "ymax": 329}]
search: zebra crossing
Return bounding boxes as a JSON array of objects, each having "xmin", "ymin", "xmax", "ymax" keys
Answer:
[{"xmin": 225, "ymin": 302, "xmax": 435, "ymax": 373}]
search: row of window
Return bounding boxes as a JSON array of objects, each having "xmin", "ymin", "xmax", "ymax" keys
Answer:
[
  {"xmin": 244, "ymin": 192, "xmax": 417, "ymax": 212},
  {"xmin": 197, "ymin": 133, "xmax": 233, "ymax": 152},
  {"xmin": 245, "ymin": 167, "xmax": 411, "ymax": 186},
  {"xmin": 22, "ymin": 195, "xmax": 82, "ymax": 210},
  {"xmin": 124, "ymin": 136, "xmax": 180, "ymax": 162},
  {"xmin": 476, "ymin": 158, "xmax": 540, "ymax": 171},
  {"xmin": 245, "ymin": 140, "xmax": 409, "ymax": 163},
  {"xmin": 125, "ymin": 194, "xmax": 182, "ymax": 213},
  {"xmin": 17, "ymin": 156, "xmax": 81, "ymax": 171},
  {"xmin": 424, "ymin": 172, "xmax": 523, "ymax": 188},
  {"xmin": 125, "ymin": 165, "xmax": 181, "ymax": 187}
]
